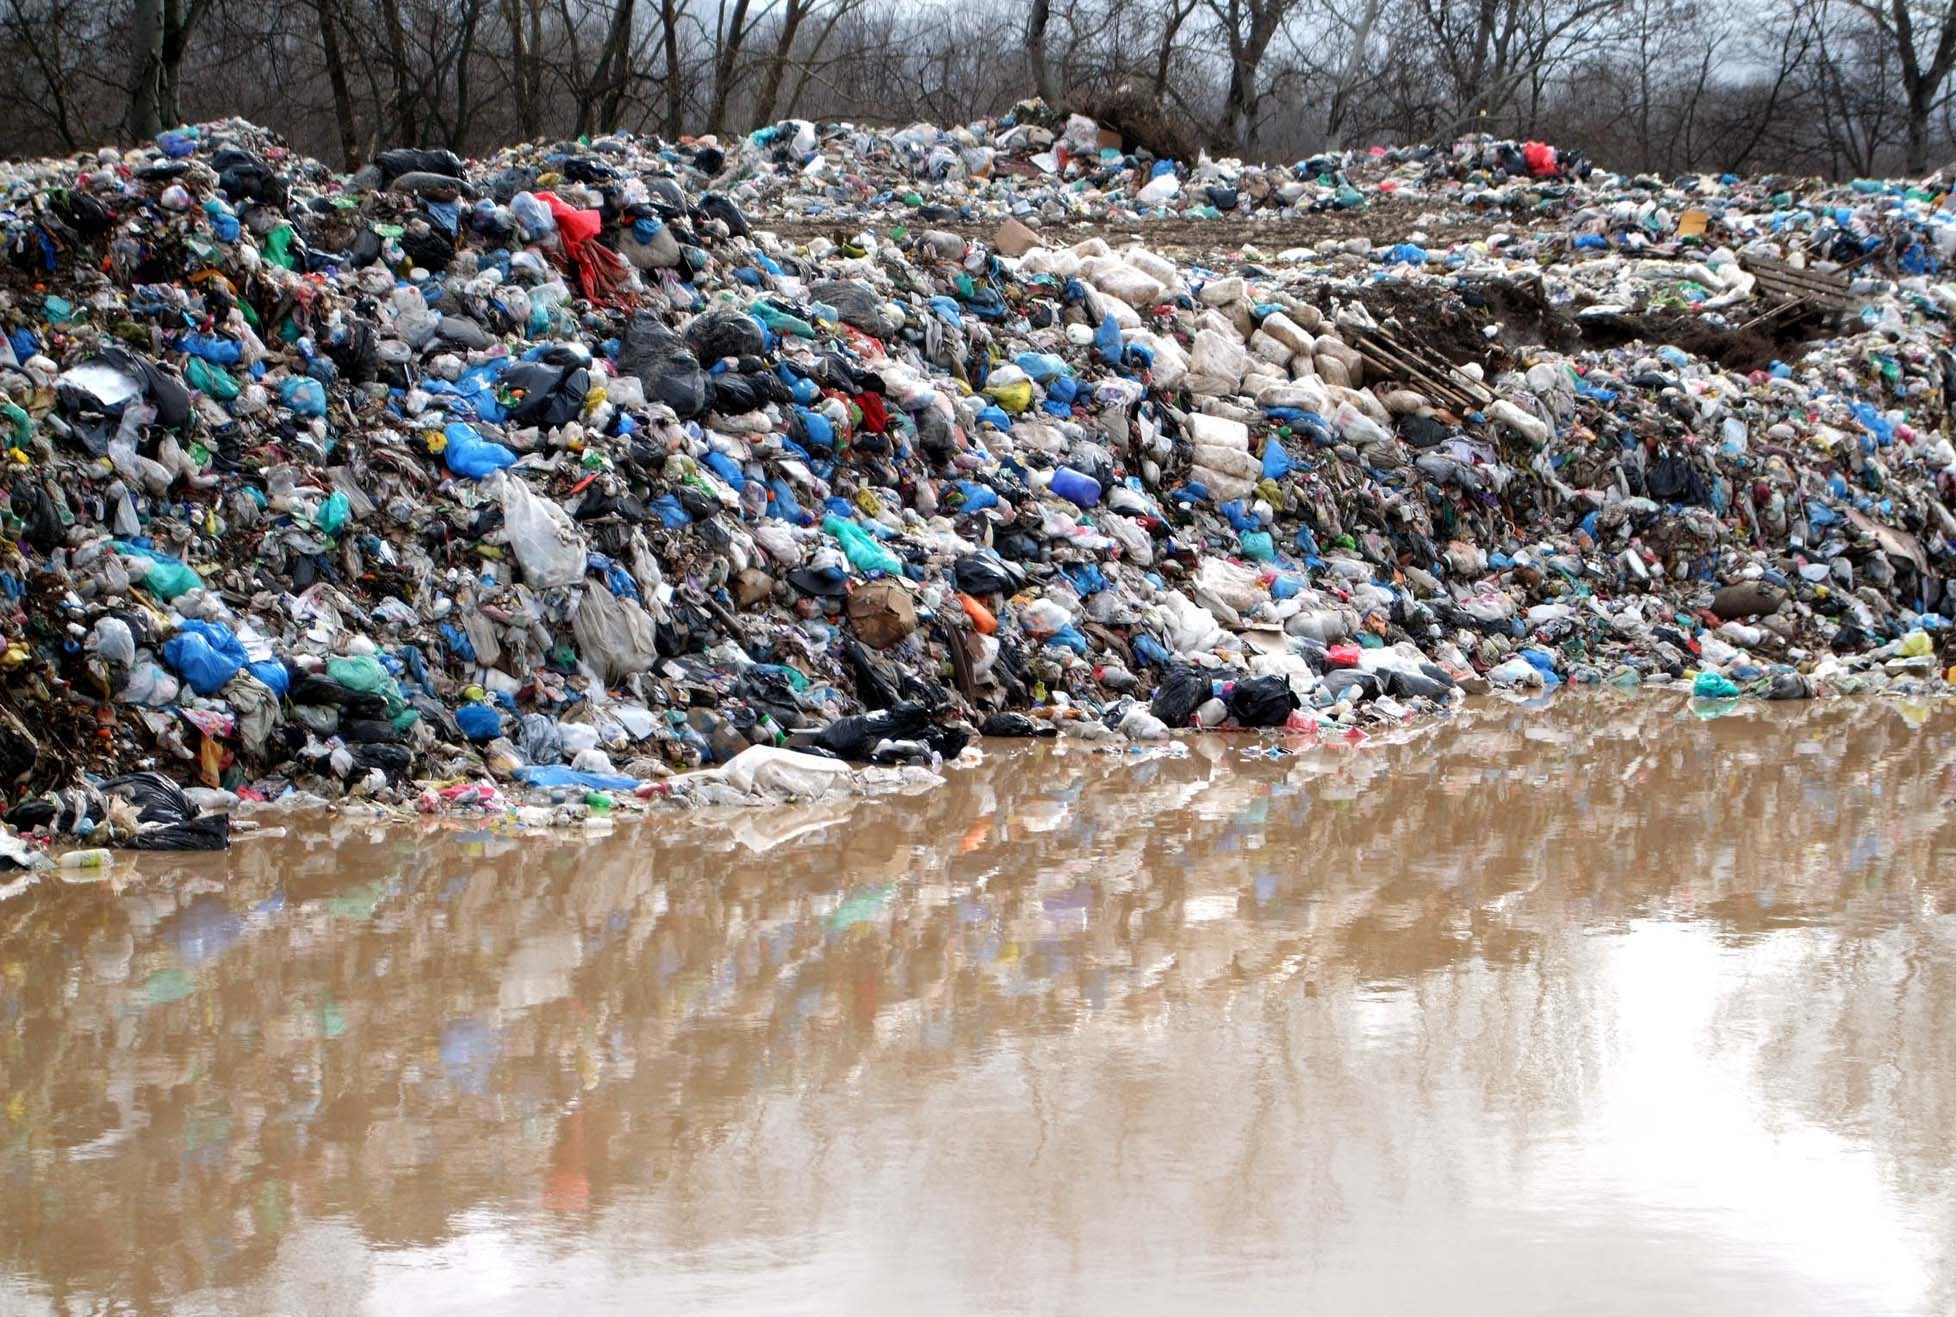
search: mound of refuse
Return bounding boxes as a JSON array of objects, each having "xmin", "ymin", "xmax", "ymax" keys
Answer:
[{"xmin": 0, "ymin": 112, "xmax": 1952, "ymax": 858}]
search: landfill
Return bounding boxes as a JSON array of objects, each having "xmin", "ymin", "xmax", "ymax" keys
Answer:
[{"xmin": 2, "ymin": 106, "xmax": 1954, "ymax": 863}]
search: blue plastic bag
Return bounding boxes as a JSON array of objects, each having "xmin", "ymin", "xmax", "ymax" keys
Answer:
[
  {"xmin": 280, "ymin": 376, "xmax": 327, "ymax": 417},
  {"xmin": 456, "ymin": 703, "xmax": 502, "ymax": 741},
  {"xmin": 513, "ymin": 765, "xmax": 641, "ymax": 790},
  {"xmin": 163, "ymin": 620, "xmax": 248, "ymax": 696},
  {"xmin": 246, "ymin": 659, "xmax": 290, "ymax": 696},
  {"xmin": 443, "ymin": 421, "xmax": 517, "ymax": 478}
]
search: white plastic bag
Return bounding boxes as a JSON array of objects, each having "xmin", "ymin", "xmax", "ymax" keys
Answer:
[{"xmin": 498, "ymin": 472, "xmax": 587, "ymax": 589}]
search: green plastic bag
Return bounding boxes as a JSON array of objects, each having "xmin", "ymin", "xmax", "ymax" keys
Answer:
[
  {"xmin": 326, "ymin": 655, "xmax": 420, "ymax": 732},
  {"xmin": 114, "ymin": 541, "xmax": 201, "ymax": 599},
  {"xmin": 822, "ymin": 514, "xmax": 901, "ymax": 574},
  {"xmin": 264, "ymin": 223, "xmax": 299, "ymax": 270},
  {"xmin": 1, "ymin": 400, "xmax": 30, "ymax": 450},
  {"xmin": 753, "ymin": 300, "xmax": 815, "ymax": 339},
  {"xmin": 185, "ymin": 357, "xmax": 241, "ymax": 401},
  {"xmin": 316, "ymin": 490, "xmax": 350, "ymax": 535}
]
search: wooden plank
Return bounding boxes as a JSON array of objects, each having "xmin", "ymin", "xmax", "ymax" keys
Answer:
[{"xmin": 1350, "ymin": 325, "xmax": 1494, "ymax": 412}]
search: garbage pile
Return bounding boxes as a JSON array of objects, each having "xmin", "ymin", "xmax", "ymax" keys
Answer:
[{"xmin": 1, "ymin": 112, "xmax": 1954, "ymax": 858}]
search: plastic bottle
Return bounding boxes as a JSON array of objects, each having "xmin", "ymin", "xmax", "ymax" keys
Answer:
[
  {"xmin": 1050, "ymin": 466, "xmax": 1102, "ymax": 508},
  {"xmin": 60, "ymin": 849, "xmax": 112, "ymax": 870}
]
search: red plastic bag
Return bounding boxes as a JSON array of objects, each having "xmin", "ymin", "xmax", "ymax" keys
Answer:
[
  {"xmin": 535, "ymin": 191, "xmax": 634, "ymax": 306},
  {"xmin": 1522, "ymin": 141, "xmax": 1559, "ymax": 178}
]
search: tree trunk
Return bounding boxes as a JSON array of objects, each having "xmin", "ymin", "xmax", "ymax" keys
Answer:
[
  {"xmin": 1907, "ymin": 90, "xmax": 1932, "ymax": 174},
  {"xmin": 314, "ymin": 0, "xmax": 361, "ymax": 166},
  {"xmin": 753, "ymin": 0, "xmax": 807, "ymax": 127},
  {"xmin": 1027, "ymin": 0, "xmax": 1056, "ymax": 107},
  {"xmin": 380, "ymin": 0, "xmax": 418, "ymax": 145},
  {"xmin": 579, "ymin": 0, "xmax": 637, "ymax": 136},
  {"xmin": 126, "ymin": 0, "xmax": 164, "ymax": 140},
  {"xmin": 596, "ymin": 0, "xmax": 640, "ymax": 131},
  {"xmin": 451, "ymin": 0, "xmax": 481, "ymax": 150},
  {"xmin": 662, "ymin": 0, "xmax": 683, "ymax": 137},
  {"xmin": 707, "ymin": 0, "xmax": 752, "ymax": 135},
  {"xmin": 502, "ymin": 0, "xmax": 536, "ymax": 138},
  {"xmin": 157, "ymin": 0, "xmax": 208, "ymax": 126}
]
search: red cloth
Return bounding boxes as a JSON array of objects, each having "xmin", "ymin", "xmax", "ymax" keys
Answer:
[
  {"xmin": 855, "ymin": 389, "xmax": 888, "ymax": 433},
  {"xmin": 535, "ymin": 191, "xmax": 633, "ymax": 306}
]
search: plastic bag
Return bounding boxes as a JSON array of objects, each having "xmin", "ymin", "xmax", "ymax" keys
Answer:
[
  {"xmin": 1227, "ymin": 674, "xmax": 1299, "ymax": 727},
  {"xmin": 162, "ymin": 620, "xmax": 248, "ymax": 695},
  {"xmin": 499, "ymin": 473, "xmax": 588, "ymax": 589},
  {"xmin": 456, "ymin": 702, "xmax": 502, "ymax": 741},
  {"xmin": 823, "ymin": 515, "xmax": 901, "ymax": 575},
  {"xmin": 572, "ymin": 581, "xmax": 660, "ymax": 682},
  {"xmin": 443, "ymin": 421, "xmax": 516, "ymax": 478},
  {"xmin": 1151, "ymin": 664, "xmax": 1210, "ymax": 727}
]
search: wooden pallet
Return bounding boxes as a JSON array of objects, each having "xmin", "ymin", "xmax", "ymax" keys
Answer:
[
  {"xmin": 1348, "ymin": 323, "xmax": 1495, "ymax": 414},
  {"xmin": 1736, "ymin": 253, "xmax": 1863, "ymax": 329}
]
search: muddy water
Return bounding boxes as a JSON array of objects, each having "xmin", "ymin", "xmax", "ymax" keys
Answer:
[{"xmin": 4, "ymin": 695, "xmax": 1956, "ymax": 1316}]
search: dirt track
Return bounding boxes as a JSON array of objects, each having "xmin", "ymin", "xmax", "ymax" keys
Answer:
[{"xmin": 758, "ymin": 195, "xmax": 1508, "ymax": 261}]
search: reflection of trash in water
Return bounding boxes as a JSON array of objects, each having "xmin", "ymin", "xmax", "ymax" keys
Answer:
[{"xmin": 440, "ymin": 1018, "xmax": 500, "ymax": 1095}]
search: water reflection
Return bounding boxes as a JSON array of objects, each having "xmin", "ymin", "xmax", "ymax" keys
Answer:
[{"xmin": 3, "ymin": 694, "xmax": 1955, "ymax": 1314}]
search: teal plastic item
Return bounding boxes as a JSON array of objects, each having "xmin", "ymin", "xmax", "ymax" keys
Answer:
[
  {"xmin": 822, "ymin": 514, "xmax": 901, "ymax": 574},
  {"xmin": 316, "ymin": 490, "xmax": 351, "ymax": 534},
  {"xmin": 1692, "ymin": 670, "xmax": 1741, "ymax": 698},
  {"xmin": 115, "ymin": 541, "xmax": 201, "ymax": 600}
]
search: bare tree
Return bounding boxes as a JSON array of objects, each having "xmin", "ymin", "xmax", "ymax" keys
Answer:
[{"xmin": 1842, "ymin": 0, "xmax": 1956, "ymax": 170}]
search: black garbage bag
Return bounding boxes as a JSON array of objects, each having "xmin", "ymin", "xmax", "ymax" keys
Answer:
[
  {"xmin": 126, "ymin": 814, "xmax": 230, "ymax": 851},
  {"xmin": 342, "ymin": 717, "xmax": 405, "ymax": 744},
  {"xmin": 1321, "ymin": 669, "xmax": 1381, "ymax": 700},
  {"xmin": 684, "ymin": 307, "xmax": 766, "ymax": 361},
  {"xmin": 1646, "ymin": 454, "xmax": 1706, "ymax": 504},
  {"xmin": 979, "ymin": 711, "xmax": 1056, "ymax": 738},
  {"xmin": 49, "ymin": 189, "xmax": 115, "ymax": 235},
  {"xmin": 560, "ymin": 155, "xmax": 618, "ymax": 183},
  {"xmin": 349, "ymin": 743, "xmax": 412, "ymax": 780},
  {"xmin": 503, "ymin": 358, "xmax": 590, "ymax": 428},
  {"xmin": 57, "ymin": 348, "xmax": 191, "ymax": 454},
  {"xmin": 1150, "ymin": 663, "xmax": 1210, "ymax": 727},
  {"xmin": 737, "ymin": 667, "xmax": 805, "ymax": 727},
  {"xmin": 399, "ymin": 224, "xmax": 454, "ymax": 272},
  {"xmin": 1400, "ymin": 414, "xmax": 1451, "ymax": 450},
  {"xmin": 644, "ymin": 175, "xmax": 689, "ymax": 213},
  {"xmin": 288, "ymin": 674, "xmax": 389, "ymax": 719},
  {"xmin": 708, "ymin": 368, "xmax": 787, "ymax": 414},
  {"xmin": 808, "ymin": 279, "xmax": 898, "ymax": 337},
  {"xmin": 618, "ymin": 313, "xmax": 708, "ymax": 418},
  {"xmin": 100, "ymin": 772, "xmax": 195, "ymax": 826},
  {"xmin": 13, "ymin": 481, "xmax": 63, "ymax": 553},
  {"xmin": 410, "ymin": 694, "xmax": 462, "ymax": 742},
  {"xmin": 1227, "ymin": 674, "xmax": 1298, "ymax": 727},
  {"xmin": 810, "ymin": 701, "xmax": 931, "ymax": 762},
  {"xmin": 1385, "ymin": 665, "xmax": 1453, "ymax": 700},
  {"xmin": 518, "ymin": 713, "xmax": 564, "ymax": 766},
  {"xmin": 375, "ymin": 147, "xmax": 466, "ymax": 183},
  {"xmin": 695, "ymin": 192, "xmax": 751, "ymax": 237},
  {"xmin": 953, "ymin": 553, "xmax": 1020, "ymax": 597}
]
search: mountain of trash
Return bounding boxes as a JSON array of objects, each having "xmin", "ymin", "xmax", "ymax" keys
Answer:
[{"xmin": 1, "ymin": 105, "xmax": 1952, "ymax": 857}]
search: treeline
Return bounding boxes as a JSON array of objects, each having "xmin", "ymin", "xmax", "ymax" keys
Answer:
[{"xmin": 4, "ymin": 0, "xmax": 1956, "ymax": 180}]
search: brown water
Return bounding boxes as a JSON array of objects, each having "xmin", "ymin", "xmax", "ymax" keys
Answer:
[{"xmin": 4, "ymin": 693, "xmax": 1956, "ymax": 1316}]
